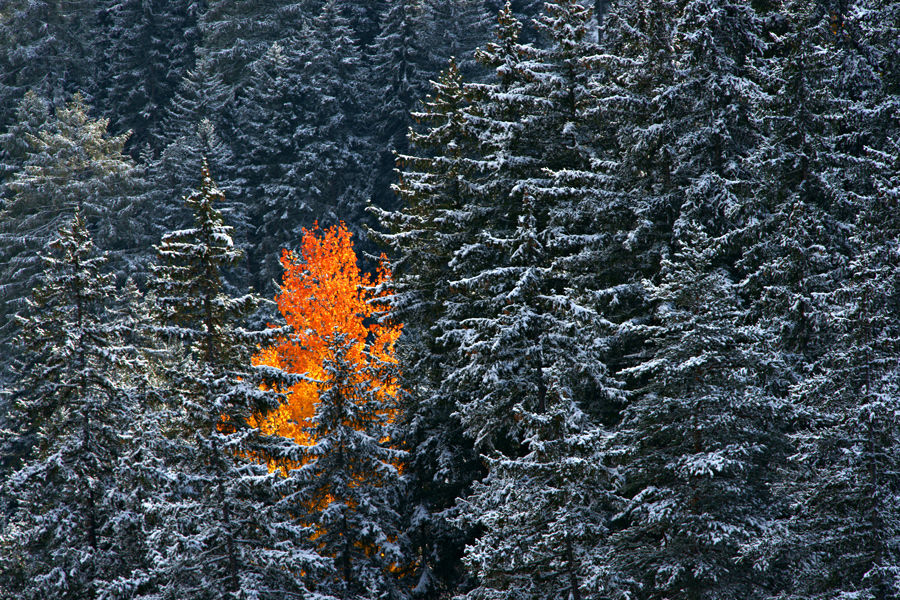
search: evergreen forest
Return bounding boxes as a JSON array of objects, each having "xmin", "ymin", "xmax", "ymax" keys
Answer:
[{"xmin": 2, "ymin": 0, "xmax": 900, "ymax": 598}]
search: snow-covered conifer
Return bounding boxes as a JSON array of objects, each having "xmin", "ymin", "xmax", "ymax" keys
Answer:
[
  {"xmin": 373, "ymin": 59, "xmax": 487, "ymax": 598},
  {"xmin": 0, "ymin": 0, "xmax": 99, "ymax": 132},
  {"xmin": 782, "ymin": 164, "xmax": 900, "ymax": 600},
  {"xmin": 0, "ymin": 214, "xmax": 143, "ymax": 600},
  {"xmin": 0, "ymin": 95, "xmax": 148, "ymax": 379},
  {"xmin": 458, "ymin": 405, "xmax": 621, "ymax": 600},
  {"xmin": 238, "ymin": 3, "xmax": 372, "ymax": 294},
  {"xmin": 282, "ymin": 333, "xmax": 407, "ymax": 600},
  {"xmin": 93, "ymin": 0, "xmax": 202, "ymax": 152},
  {"xmin": 425, "ymin": 4, "xmax": 626, "ymax": 597},
  {"xmin": 142, "ymin": 161, "xmax": 323, "ymax": 600},
  {"xmin": 612, "ymin": 214, "xmax": 787, "ymax": 600}
]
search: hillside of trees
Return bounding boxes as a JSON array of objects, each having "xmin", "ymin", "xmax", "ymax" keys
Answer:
[{"xmin": 2, "ymin": 0, "xmax": 900, "ymax": 599}]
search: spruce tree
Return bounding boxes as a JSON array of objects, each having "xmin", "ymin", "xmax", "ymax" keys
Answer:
[
  {"xmin": 0, "ymin": 90, "xmax": 50, "ymax": 195},
  {"xmin": 283, "ymin": 333, "xmax": 407, "ymax": 600},
  {"xmin": 93, "ymin": 0, "xmax": 202, "ymax": 152},
  {"xmin": 423, "ymin": 3, "xmax": 624, "ymax": 597},
  {"xmin": 0, "ymin": 95, "xmax": 147, "ymax": 379},
  {"xmin": 592, "ymin": 0, "xmax": 680, "ymax": 286},
  {"xmin": 740, "ymin": 0, "xmax": 861, "ymax": 378},
  {"xmin": 234, "ymin": 39, "xmax": 305, "ymax": 279},
  {"xmin": 783, "ymin": 168, "xmax": 900, "ymax": 600},
  {"xmin": 237, "ymin": 2, "xmax": 372, "ymax": 294},
  {"xmin": 369, "ymin": 0, "xmax": 440, "ymax": 175},
  {"xmin": 611, "ymin": 215, "xmax": 787, "ymax": 600},
  {"xmin": 458, "ymin": 405, "xmax": 622, "ymax": 600},
  {"xmin": 369, "ymin": 0, "xmax": 493, "ymax": 215},
  {"xmin": 143, "ymin": 161, "xmax": 322, "ymax": 600},
  {"xmin": 596, "ymin": 1, "xmax": 789, "ymax": 597},
  {"xmin": 374, "ymin": 60, "xmax": 486, "ymax": 598},
  {"xmin": 0, "ymin": 0, "xmax": 99, "ymax": 132},
  {"xmin": 423, "ymin": 0, "xmax": 493, "ymax": 77},
  {"xmin": 447, "ymin": 0, "xmax": 622, "ymax": 450},
  {"xmin": 0, "ymin": 214, "xmax": 142, "ymax": 600},
  {"xmin": 196, "ymin": 0, "xmax": 306, "ymax": 90},
  {"xmin": 757, "ymin": 3, "xmax": 900, "ymax": 596},
  {"xmin": 246, "ymin": 0, "xmax": 372, "ymax": 294}
]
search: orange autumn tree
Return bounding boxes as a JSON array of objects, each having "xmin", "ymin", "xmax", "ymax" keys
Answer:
[{"xmin": 251, "ymin": 222, "xmax": 402, "ymax": 454}]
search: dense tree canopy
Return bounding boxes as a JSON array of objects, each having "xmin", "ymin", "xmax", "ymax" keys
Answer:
[{"xmin": 2, "ymin": 1, "xmax": 900, "ymax": 599}]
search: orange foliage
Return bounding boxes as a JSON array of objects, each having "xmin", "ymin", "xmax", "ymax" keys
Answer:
[{"xmin": 251, "ymin": 223, "xmax": 401, "ymax": 459}]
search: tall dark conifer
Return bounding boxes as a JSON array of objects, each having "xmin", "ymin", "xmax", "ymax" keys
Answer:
[
  {"xmin": 142, "ymin": 162, "xmax": 322, "ymax": 600},
  {"xmin": 375, "ymin": 59, "xmax": 486, "ymax": 598},
  {"xmin": 0, "ymin": 215, "xmax": 141, "ymax": 600},
  {"xmin": 93, "ymin": 0, "xmax": 202, "ymax": 152},
  {"xmin": 0, "ymin": 95, "xmax": 147, "ymax": 378}
]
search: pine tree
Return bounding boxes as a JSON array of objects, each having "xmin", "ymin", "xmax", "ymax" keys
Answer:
[
  {"xmin": 0, "ymin": 214, "xmax": 142, "ymax": 600},
  {"xmin": 143, "ymin": 161, "xmax": 323, "ymax": 600}
]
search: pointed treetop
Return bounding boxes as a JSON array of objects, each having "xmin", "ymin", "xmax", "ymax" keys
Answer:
[{"xmin": 188, "ymin": 155, "xmax": 227, "ymax": 213}]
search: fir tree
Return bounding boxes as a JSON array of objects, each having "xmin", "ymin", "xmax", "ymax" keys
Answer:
[
  {"xmin": 448, "ymin": 0, "xmax": 622, "ymax": 448},
  {"xmin": 196, "ymin": 0, "xmax": 306, "ymax": 90},
  {"xmin": 233, "ymin": 38, "xmax": 306, "ymax": 294},
  {"xmin": 237, "ymin": 3, "xmax": 372, "ymax": 294},
  {"xmin": 0, "ymin": 90, "xmax": 50, "ymax": 195},
  {"xmin": 413, "ymin": 4, "xmax": 625, "ymax": 597},
  {"xmin": 762, "ymin": 4, "xmax": 900, "ymax": 595},
  {"xmin": 458, "ymin": 408, "xmax": 621, "ymax": 600}
]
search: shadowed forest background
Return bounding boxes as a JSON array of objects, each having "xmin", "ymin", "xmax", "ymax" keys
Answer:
[{"xmin": 2, "ymin": 0, "xmax": 900, "ymax": 599}]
